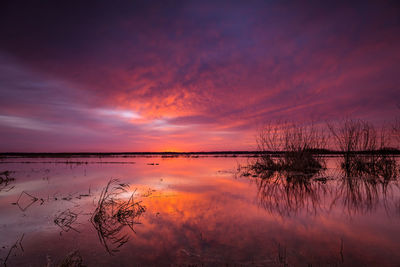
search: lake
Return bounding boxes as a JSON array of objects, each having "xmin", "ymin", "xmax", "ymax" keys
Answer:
[{"xmin": 0, "ymin": 156, "xmax": 399, "ymax": 266}]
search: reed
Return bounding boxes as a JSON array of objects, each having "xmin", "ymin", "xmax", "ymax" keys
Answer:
[{"xmin": 90, "ymin": 179, "xmax": 146, "ymax": 254}]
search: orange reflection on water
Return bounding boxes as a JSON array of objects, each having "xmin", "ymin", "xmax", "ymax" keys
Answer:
[{"xmin": 1, "ymin": 156, "xmax": 399, "ymax": 266}]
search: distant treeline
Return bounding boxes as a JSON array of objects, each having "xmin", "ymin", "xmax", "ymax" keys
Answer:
[{"xmin": 1, "ymin": 149, "xmax": 399, "ymax": 159}]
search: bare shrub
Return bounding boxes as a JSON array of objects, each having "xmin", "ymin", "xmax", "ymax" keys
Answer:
[
  {"xmin": 327, "ymin": 119, "xmax": 396, "ymax": 177},
  {"xmin": 255, "ymin": 121, "xmax": 326, "ymax": 173},
  {"xmin": 327, "ymin": 119, "xmax": 376, "ymax": 153},
  {"xmin": 392, "ymin": 104, "xmax": 400, "ymax": 148},
  {"xmin": 393, "ymin": 118, "xmax": 400, "ymax": 149}
]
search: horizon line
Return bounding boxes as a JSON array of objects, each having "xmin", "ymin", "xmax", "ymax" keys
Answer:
[{"xmin": 1, "ymin": 148, "xmax": 400, "ymax": 156}]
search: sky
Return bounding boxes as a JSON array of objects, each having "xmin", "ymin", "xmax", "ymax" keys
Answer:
[{"xmin": 0, "ymin": 1, "xmax": 399, "ymax": 152}]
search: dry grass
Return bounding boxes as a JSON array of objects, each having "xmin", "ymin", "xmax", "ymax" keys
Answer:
[
  {"xmin": 0, "ymin": 171, "xmax": 15, "ymax": 192},
  {"xmin": 58, "ymin": 250, "xmax": 85, "ymax": 267},
  {"xmin": 91, "ymin": 179, "xmax": 146, "ymax": 254}
]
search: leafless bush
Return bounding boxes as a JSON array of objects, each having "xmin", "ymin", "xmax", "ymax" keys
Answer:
[
  {"xmin": 327, "ymin": 119, "xmax": 396, "ymax": 176},
  {"xmin": 255, "ymin": 121, "xmax": 326, "ymax": 173},
  {"xmin": 392, "ymin": 104, "xmax": 400, "ymax": 147},
  {"xmin": 393, "ymin": 118, "xmax": 400, "ymax": 148},
  {"xmin": 327, "ymin": 119, "xmax": 378, "ymax": 153},
  {"xmin": 257, "ymin": 121, "xmax": 326, "ymax": 152}
]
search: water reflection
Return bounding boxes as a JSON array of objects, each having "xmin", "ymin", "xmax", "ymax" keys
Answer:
[
  {"xmin": 253, "ymin": 172, "xmax": 331, "ymax": 216},
  {"xmin": 244, "ymin": 155, "xmax": 399, "ymax": 217},
  {"xmin": 54, "ymin": 209, "xmax": 79, "ymax": 233},
  {"xmin": 0, "ymin": 156, "xmax": 399, "ymax": 266},
  {"xmin": 341, "ymin": 154, "xmax": 398, "ymax": 180},
  {"xmin": 335, "ymin": 159, "xmax": 399, "ymax": 217}
]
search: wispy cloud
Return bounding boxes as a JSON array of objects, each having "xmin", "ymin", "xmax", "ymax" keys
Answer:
[{"xmin": 0, "ymin": 1, "xmax": 399, "ymax": 151}]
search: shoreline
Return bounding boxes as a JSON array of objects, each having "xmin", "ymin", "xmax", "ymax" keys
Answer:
[{"xmin": 1, "ymin": 149, "xmax": 400, "ymax": 158}]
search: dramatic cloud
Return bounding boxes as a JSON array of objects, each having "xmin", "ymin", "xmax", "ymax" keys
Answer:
[{"xmin": 0, "ymin": 1, "xmax": 399, "ymax": 151}]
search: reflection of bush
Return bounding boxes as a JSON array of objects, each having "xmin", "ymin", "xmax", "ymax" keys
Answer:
[
  {"xmin": 239, "ymin": 159, "xmax": 399, "ymax": 217},
  {"xmin": 91, "ymin": 179, "xmax": 146, "ymax": 254},
  {"xmin": 336, "ymin": 158, "xmax": 399, "ymax": 216},
  {"xmin": 341, "ymin": 154, "xmax": 397, "ymax": 180},
  {"xmin": 335, "ymin": 176, "xmax": 380, "ymax": 215},
  {"xmin": 252, "ymin": 171, "xmax": 330, "ymax": 216}
]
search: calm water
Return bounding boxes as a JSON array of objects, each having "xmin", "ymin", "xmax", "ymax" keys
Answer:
[{"xmin": 0, "ymin": 156, "xmax": 399, "ymax": 266}]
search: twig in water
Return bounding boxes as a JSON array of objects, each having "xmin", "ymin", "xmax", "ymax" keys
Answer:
[
  {"xmin": 340, "ymin": 238, "xmax": 344, "ymax": 263},
  {"xmin": 2, "ymin": 234, "xmax": 24, "ymax": 266},
  {"xmin": 12, "ymin": 191, "xmax": 38, "ymax": 211},
  {"xmin": 90, "ymin": 179, "xmax": 146, "ymax": 254},
  {"xmin": 54, "ymin": 210, "xmax": 80, "ymax": 233}
]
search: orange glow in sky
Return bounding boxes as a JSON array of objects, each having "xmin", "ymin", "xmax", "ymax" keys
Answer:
[{"xmin": 0, "ymin": 2, "xmax": 399, "ymax": 152}]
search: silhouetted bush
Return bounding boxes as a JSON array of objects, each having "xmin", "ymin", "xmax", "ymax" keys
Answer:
[
  {"xmin": 255, "ymin": 121, "xmax": 326, "ymax": 174},
  {"xmin": 327, "ymin": 118, "xmax": 397, "ymax": 177},
  {"xmin": 393, "ymin": 118, "xmax": 400, "ymax": 149}
]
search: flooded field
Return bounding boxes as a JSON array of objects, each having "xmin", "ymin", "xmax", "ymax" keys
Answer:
[{"xmin": 0, "ymin": 156, "xmax": 399, "ymax": 266}]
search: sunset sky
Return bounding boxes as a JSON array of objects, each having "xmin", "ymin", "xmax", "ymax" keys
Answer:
[{"xmin": 1, "ymin": 1, "xmax": 399, "ymax": 152}]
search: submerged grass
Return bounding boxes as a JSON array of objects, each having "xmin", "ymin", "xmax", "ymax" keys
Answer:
[
  {"xmin": 0, "ymin": 171, "xmax": 15, "ymax": 193},
  {"xmin": 57, "ymin": 250, "xmax": 85, "ymax": 267},
  {"xmin": 54, "ymin": 209, "xmax": 79, "ymax": 233},
  {"xmin": 91, "ymin": 179, "xmax": 146, "ymax": 255}
]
